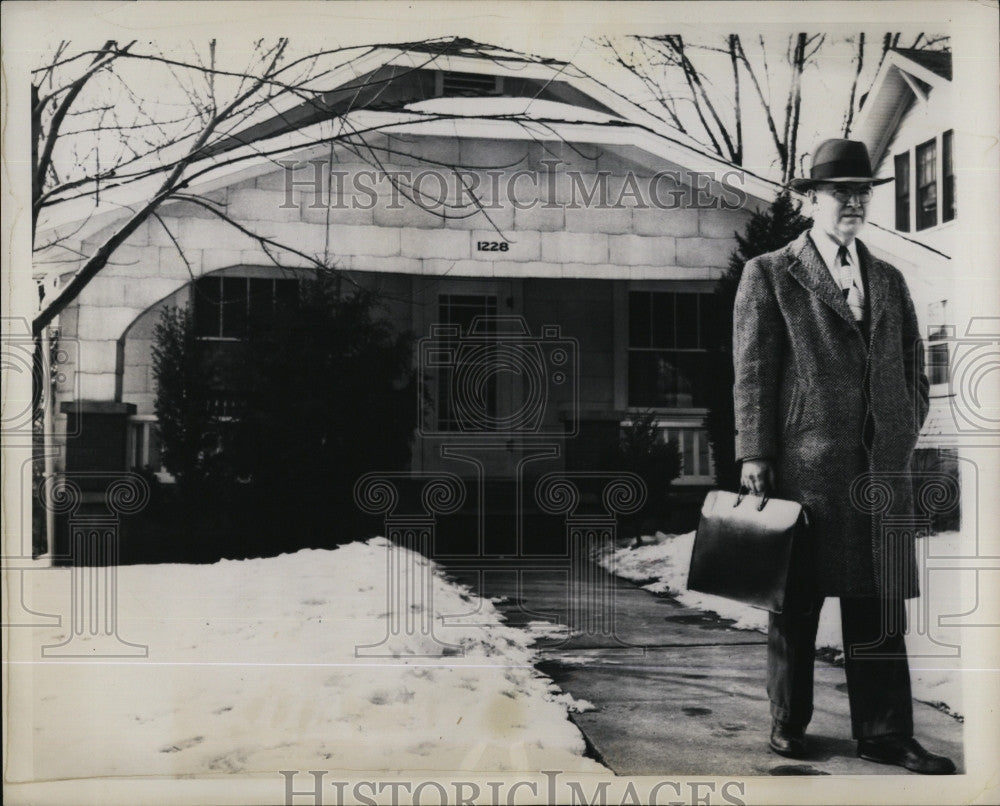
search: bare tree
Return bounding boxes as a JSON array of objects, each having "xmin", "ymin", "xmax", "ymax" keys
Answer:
[
  {"xmin": 603, "ymin": 34, "xmax": 742, "ymax": 164},
  {"xmin": 842, "ymin": 33, "xmax": 866, "ymax": 137},
  {"xmin": 604, "ymin": 31, "xmax": 946, "ymax": 184},
  {"xmin": 31, "ymin": 37, "xmax": 548, "ymax": 336},
  {"xmin": 606, "ymin": 32, "xmax": 825, "ymax": 183}
]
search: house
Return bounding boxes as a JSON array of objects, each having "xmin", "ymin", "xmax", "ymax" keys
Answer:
[
  {"xmin": 34, "ymin": 39, "xmax": 956, "ymax": 548},
  {"xmin": 853, "ymin": 48, "xmax": 957, "ymax": 435},
  {"xmin": 854, "ymin": 49, "xmax": 953, "ymax": 250},
  {"xmin": 853, "ymin": 47, "xmax": 965, "ymax": 530}
]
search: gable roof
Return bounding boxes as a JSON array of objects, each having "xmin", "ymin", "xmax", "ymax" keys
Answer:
[
  {"xmin": 208, "ymin": 36, "xmax": 713, "ymax": 157},
  {"xmin": 891, "ymin": 47, "xmax": 952, "ymax": 81},
  {"xmin": 36, "ymin": 38, "xmax": 786, "ymax": 245},
  {"xmin": 853, "ymin": 48, "xmax": 952, "ymax": 168},
  {"xmin": 35, "ymin": 37, "xmax": 949, "ymax": 273}
]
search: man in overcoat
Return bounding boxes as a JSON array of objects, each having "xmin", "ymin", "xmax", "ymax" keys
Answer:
[{"xmin": 733, "ymin": 138, "xmax": 955, "ymax": 774}]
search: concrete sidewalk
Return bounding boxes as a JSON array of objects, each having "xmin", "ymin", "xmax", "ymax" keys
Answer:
[{"xmin": 443, "ymin": 561, "xmax": 964, "ymax": 777}]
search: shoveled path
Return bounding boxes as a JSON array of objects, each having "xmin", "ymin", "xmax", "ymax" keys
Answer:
[{"xmin": 442, "ymin": 560, "xmax": 964, "ymax": 777}]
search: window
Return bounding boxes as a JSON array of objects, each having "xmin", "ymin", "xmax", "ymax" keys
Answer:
[
  {"xmin": 628, "ymin": 291, "xmax": 718, "ymax": 407},
  {"xmin": 436, "ymin": 294, "xmax": 499, "ymax": 431},
  {"xmin": 894, "ymin": 153, "xmax": 910, "ymax": 232},
  {"xmin": 892, "ymin": 132, "xmax": 955, "ymax": 233},
  {"xmin": 916, "ymin": 138, "xmax": 937, "ymax": 231},
  {"xmin": 191, "ymin": 275, "xmax": 299, "ymax": 416},
  {"xmin": 193, "ymin": 276, "xmax": 298, "ymax": 339},
  {"xmin": 942, "ymin": 129, "xmax": 955, "ymax": 223}
]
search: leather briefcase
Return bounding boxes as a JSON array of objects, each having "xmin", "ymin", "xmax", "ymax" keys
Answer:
[{"xmin": 687, "ymin": 489, "xmax": 807, "ymax": 613}]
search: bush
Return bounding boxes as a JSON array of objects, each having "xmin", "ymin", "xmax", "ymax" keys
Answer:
[
  {"xmin": 703, "ymin": 193, "xmax": 811, "ymax": 490},
  {"xmin": 601, "ymin": 411, "xmax": 681, "ymax": 529},
  {"xmin": 151, "ymin": 306, "xmax": 229, "ymax": 495},
  {"xmin": 231, "ymin": 278, "xmax": 416, "ymax": 538},
  {"xmin": 150, "ymin": 275, "xmax": 417, "ymax": 555}
]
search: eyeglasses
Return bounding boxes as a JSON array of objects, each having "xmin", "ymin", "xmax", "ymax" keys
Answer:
[{"xmin": 818, "ymin": 185, "xmax": 874, "ymax": 203}]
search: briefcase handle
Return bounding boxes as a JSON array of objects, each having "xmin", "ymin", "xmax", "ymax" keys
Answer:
[
  {"xmin": 735, "ymin": 485, "xmax": 770, "ymax": 512},
  {"xmin": 734, "ymin": 486, "xmax": 810, "ymax": 525}
]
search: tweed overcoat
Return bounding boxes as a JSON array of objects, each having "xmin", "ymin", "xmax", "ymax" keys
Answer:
[{"xmin": 733, "ymin": 230, "xmax": 930, "ymax": 598}]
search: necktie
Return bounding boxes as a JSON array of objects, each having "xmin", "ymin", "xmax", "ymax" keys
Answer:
[{"xmin": 837, "ymin": 245, "xmax": 865, "ymax": 322}]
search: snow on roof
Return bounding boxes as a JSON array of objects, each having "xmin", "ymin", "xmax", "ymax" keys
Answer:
[
  {"xmin": 35, "ymin": 105, "xmax": 790, "ymax": 254},
  {"xmin": 38, "ymin": 38, "xmax": 778, "ymax": 243},
  {"xmin": 35, "ymin": 37, "xmax": 946, "ymax": 276},
  {"xmin": 405, "ymin": 96, "xmax": 623, "ymax": 124}
]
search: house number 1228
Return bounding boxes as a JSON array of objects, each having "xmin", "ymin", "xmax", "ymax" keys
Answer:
[{"xmin": 476, "ymin": 241, "xmax": 509, "ymax": 252}]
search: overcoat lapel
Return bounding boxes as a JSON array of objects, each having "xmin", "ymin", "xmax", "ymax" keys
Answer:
[
  {"xmin": 785, "ymin": 231, "xmax": 869, "ymax": 348},
  {"xmin": 856, "ymin": 238, "xmax": 887, "ymax": 335}
]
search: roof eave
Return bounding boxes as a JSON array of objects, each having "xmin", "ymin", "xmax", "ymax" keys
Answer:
[
  {"xmin": 35, "ymin": 112, "xmax": 782, "ymax": 257},
  {"xmin": 854, "ymin": 50, "xmax": 952, "ymax": 165}
]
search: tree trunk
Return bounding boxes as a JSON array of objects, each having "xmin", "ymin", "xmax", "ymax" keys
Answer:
[{"xmin": 843, "ymin": 33, "xmax": 865, "ymax": 137}]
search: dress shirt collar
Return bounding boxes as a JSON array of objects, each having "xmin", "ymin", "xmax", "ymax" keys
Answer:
[{"xmin": 809, "ymin": 226, "xmax": 860, "ymax": 278}]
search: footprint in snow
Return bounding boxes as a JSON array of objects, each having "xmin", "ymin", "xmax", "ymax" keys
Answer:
[
  {"xmin": 160, "ymin": 736, "xmax": 204, "ymax": 753},
  {"xmin": 368, "ymin": 688, "xmax": 415, "ymax": 705},
  {"xmin": 208, "ymin": 750, "xmax": 248, "ymax": 772}
]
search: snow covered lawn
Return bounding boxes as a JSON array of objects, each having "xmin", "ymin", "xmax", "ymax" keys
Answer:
[
  {"xmin": 12, "ymin": 538, "xmax": 606, "ymax": 782},
  {"xmin": 597, "ymin": 530, "xmax": 967, "ymax": 720}
]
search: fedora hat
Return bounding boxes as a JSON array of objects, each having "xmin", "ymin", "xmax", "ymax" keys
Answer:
[{"xmin": 788, "ymin": 138, "xmax": 893, "ymax": 192}]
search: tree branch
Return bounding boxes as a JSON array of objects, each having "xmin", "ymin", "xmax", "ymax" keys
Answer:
[
  {"xmin": 729, "ymin": 34, "xmax": 743, "ymax": 165},
  {"xmin": 843, "ymin": 33, "xmax": 865, "ymax": 137},
  {"xmin": 32, "ymin": 41, "xmax": 134, "ymax": 236},
  {"xmin": 735, "ymin": 37, "xmax": 786, "ymax": 172},
  {"xmin": 34, "ymin": 40, "xmax": 291, "ymax": 333}
]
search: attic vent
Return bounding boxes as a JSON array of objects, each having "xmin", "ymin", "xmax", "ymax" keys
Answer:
[{"xmin": 437, "ymin": 70, "xmax": 503, "ymax": 96}]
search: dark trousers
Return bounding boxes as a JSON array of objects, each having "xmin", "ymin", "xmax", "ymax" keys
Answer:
[{"xmin": 767, "ymin": 596, "xmax": 914, "ymax": 740}]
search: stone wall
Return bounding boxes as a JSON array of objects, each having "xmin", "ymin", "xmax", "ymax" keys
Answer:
[{"xmin": 40, "ymin": 134, "xmax": 755, "ymax": 471}]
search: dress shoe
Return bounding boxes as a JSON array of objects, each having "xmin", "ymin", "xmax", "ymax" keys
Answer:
[
  {"xmin": 857, "ymin": 735, "xmax": 956, "ymax": 774},
  {"xmin": 769, "ymin": 721, "xmax": 807, "ymax": 758}
]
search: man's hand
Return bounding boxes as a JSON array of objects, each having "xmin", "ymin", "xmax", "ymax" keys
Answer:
[{"xmin": 741, "ymin": 459, "xmax": 775, "ymax": 497}]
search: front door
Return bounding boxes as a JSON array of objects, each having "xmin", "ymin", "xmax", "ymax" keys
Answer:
[{"xmin": 415, "ymin": 279, "xmax": 563, "ymax": 481}]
